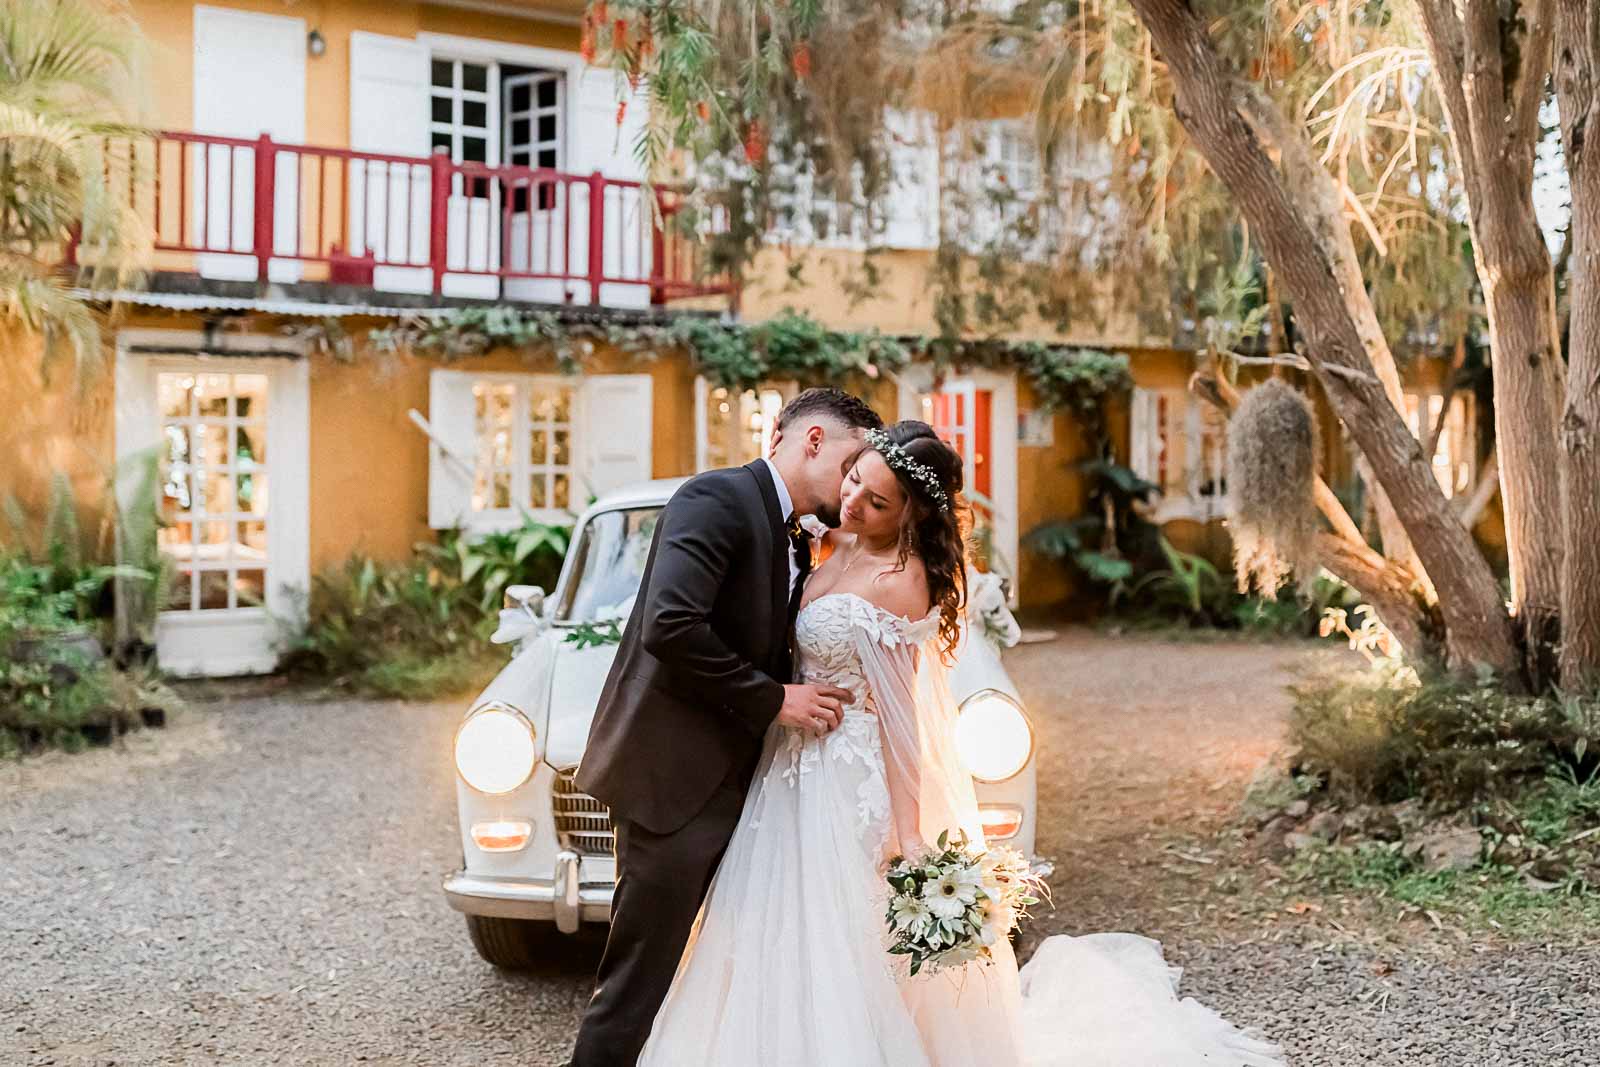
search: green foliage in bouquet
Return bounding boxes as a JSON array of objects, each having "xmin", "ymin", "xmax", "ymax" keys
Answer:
[{"xmin": 884, "ymin": 830, "xmax": 1041, "ymax": 977}]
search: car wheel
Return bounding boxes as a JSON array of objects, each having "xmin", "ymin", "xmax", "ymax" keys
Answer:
[{"xmin": 464, "ymin": 914, "xmax": 563, "ymax": 971}]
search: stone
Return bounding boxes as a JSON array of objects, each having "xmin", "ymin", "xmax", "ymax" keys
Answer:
[
  {"xmin": 1284, "ymin": 832, "xmax": 1318, "ymax": 852},
  {"xmin": 1284, "ymin": 799, "xmax": 1311, "ymax": 819},
  {"xmin": 1306, "ymin": 811, "xmax": 1345, "ymax": 842},
  {"xmin": 1417, "ymin": 826, "xmax": 1483, "ymax": 874}
]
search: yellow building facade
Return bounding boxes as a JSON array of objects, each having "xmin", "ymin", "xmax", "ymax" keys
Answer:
[{"xmin": 0, "ymin": 0, "xmax": 1494, "ymax": 675}]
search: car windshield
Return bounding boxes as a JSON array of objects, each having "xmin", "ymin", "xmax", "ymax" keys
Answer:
[{"xmin": 555, "ymin": 506, "xmax": 662, "ymax": 623}]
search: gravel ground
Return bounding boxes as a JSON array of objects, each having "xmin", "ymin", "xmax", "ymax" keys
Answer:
[{"xmin": 3, "ymin": 631, "xmax": 1595, "ymax": 1066}]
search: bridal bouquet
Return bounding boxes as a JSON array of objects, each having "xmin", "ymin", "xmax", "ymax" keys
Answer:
[{"xmin": 884, "ymin": 831, "xmax": 1042, "ymax": 976}]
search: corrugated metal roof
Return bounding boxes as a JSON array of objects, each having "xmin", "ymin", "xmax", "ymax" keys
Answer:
[{"xmin": 72, "ymin": 289, "xmax": 453, "ymax": 319}]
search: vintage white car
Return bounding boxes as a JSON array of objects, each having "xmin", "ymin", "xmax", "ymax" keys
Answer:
[{"xmin": 441, "ymin": 479, "xmax": 1038, "ymax": 970}]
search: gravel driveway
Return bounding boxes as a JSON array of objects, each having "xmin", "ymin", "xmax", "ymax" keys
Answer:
[{"xmin": 3, "ymin": 631, "xmax": 1595, "ymax": 1065}]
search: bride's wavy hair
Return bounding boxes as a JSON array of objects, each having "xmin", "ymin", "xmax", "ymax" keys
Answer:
[{"xmin": 850, "ymin": 420, "xmax": 972, "ymax": 660}]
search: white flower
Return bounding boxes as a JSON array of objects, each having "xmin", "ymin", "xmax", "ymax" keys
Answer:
[
  {"xmin": 891, "ymin": 893, "xmax": 931, "ymax": 934},
  {"xmin": 923, "ymin": 867, "xmax": 981, "ymax": 919}
]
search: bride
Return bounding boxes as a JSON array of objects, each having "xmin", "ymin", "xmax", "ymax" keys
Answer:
[{"xmin": 637, "ymin": 420, "xmax": 1286, "ymax": 1066}]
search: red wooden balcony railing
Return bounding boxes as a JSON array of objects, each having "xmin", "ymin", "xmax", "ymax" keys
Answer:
[{"xmin": 78, "ymin": 130, "xmax": 733, "ymax": 308}]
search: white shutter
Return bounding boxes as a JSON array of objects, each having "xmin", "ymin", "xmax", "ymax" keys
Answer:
[
  {"xmin": 349, "ymin": 32, "xmax": 432, "ymax": 293},
  {"xmin": 880, "ymin": 109, "xmax": 940, "ymax": 250},
  {"xmin": 578, "ymin": 374, "xmax": 653, "ymax": 501},
  {"xmin": 569, "ymin": 68, "xmax": 652, "ymax": 307},
  {"xmin": 1130, "ymin": 387, "xmax": 1162, "ymax": 485},
  {"xmin": 428, "ymin": 369, "xmax": 479, "ymax": 529},
  {"xmin": 192, "ymin": 6, "xmax": 306, "ymax": 281}
]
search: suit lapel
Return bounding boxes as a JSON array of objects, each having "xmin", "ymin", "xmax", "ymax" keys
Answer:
[{"xmin": 745, "ymin": 461, "xmax": 790, "ymax": 664}]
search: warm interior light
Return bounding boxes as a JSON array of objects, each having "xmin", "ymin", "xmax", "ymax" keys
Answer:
[
  {"xmin": 979, "ymin": 804, "xmax": 1025, "ymax": 841},
  {"xmin": 471, "ymin": 818, "xmax": 533, "ymax": 853},
  {"xmin": 455, "ymin": 704, "xmax": 537, "ymax": 795},
  {"xmin": 956, "ymin": 690, "xmax": 1033, "ymax": 782}
]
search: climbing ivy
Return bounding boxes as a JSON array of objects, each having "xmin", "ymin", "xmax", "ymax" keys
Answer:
[{"xmin": 367, "ymin": 306, "xmax": 1131, "ymax": 416}]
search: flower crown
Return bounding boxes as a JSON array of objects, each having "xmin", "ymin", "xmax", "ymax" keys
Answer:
[{"xmin": 866, "ymin": 428, "xmax": 951, "ymax": 512}]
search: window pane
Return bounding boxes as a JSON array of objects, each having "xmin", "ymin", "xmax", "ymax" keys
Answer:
[
  {"xmin": 553, "ymin": 430, "xmax": 570, "ymax": 466},
  {"xmin": 537, "ymin": 79, "xmax": 557, "ymax": 108},
  {"xmin": 530, "ymin": 429, "xmax": 548, "ymax": 465},
  {"xmin": 238, "ymin": 521, "xmax": 268, "ymax": 559},
  {"xmin": 198, "ymin": 570, "xmax": 230, "ymax": 610},
  {"xmin": 168, "ymin": 569, "xmax": 194, "ymax": 610},
  {"xmin": 463, "ymin": 98, "xmax": 487, "ymax": 129},
  {"xmin": 462, "ymin": 136, "xmax": 487, "ymax": 163},
  {"xmin": 234, "ymin": 374, "xmax": 268, "ymax": 420},
  {"xmin": 538, "ymin": 114, "xmax": 557, "ymax": 143},
  {"xmin": 553, "ymin": 474, "xmax": 570, "ymax": 509},
  {"xmin": 235, "ymin": 425, "xmax": 265, "ymax": 471},
  {"xmin": 530, "ymin": 476, "xmax": 547, "ymax": 510},
  {"xmin": 432, "ymin": 59, "xmax": 453, "ymax": 88},
  {"xmin": 159, "ymin": 373, "xmax": 196, "ymax": 418},
  {"xmin": 432, "ymin": 131, "xmax": 453, "ymax": 155},
  {"xmin": 159, "ymin": 521, "xmax": 194, "ymax": 560},
  {"xmin": 235, "ymin": 570, "xmax": 266, "ymax": 608},
  {"xmin": 537, "ymin": 149, "xmax": 558, "ymax": 171},
  {"xmin": 195, "ymin": 375, "xmax": 230, "ymax": 418},
  {"xmin": 193, "ymin": 423, "xmax": 228, "ymax": 469},
  {"xmin": 510, "ymin": 83, "xmax": 530, "ymax": 112},
  {"xmin": 511, "ymin": 118, "xmax": 530, "ymax": 146},
  {"xmin": 238, "ymin": 471, "xmax": 267, "ymax": 515},
  {"xmin": 197, "ymin": 470, "xmax": 234, "ymax": 514},
  {"xmin": 432, "ymin": 95, "xmax": 453, "ymax": 124},
  {"xmin": 492, "ymin": 471, "xmax": 511, "ymax": 509},
  {"xmin": 463, "ymin": 63, "xmax": 488, "ymax": 93}
]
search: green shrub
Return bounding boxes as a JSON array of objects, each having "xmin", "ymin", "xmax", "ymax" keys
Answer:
[
  {"xmin": 1288, "ymin": 667, "xmax": 1600, "ymax": 806},
  {"xmin": 281, "ymin": 516, "xmax": 569, "ymax": 699}
]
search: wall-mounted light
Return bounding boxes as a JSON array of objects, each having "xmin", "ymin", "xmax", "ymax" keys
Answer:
[{"xmin": 307, "ymin": 28, "xmax": 327, "ymax": 57}]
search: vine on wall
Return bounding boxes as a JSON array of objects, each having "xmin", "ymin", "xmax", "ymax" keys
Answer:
[{"xmin": 365, "ymin": 307, "xmax": 1133, "ymax": 416}]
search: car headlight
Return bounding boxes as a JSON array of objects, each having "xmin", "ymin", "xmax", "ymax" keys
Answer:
[
  {"xmin": 956, "ymin": 689, "xmax": 1033, "ymax": 783},
  {"xmin": 454, "ymin": 701, "xmax": 537, "ymax": 795}
]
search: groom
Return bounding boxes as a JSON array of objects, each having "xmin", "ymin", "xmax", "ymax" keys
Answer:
[{"xmin": 570, "ymin": 387, "xmax": 885, "ymax": 1066}]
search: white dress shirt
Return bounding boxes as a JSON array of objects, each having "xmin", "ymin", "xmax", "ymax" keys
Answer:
[{"xmin": 762, "ymin": 456, "xmax": 802, "ymax": 591}]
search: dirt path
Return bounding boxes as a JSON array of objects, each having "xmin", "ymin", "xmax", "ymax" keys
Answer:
[{"xmin": 1011, "ymin": 628, "xmax": 1310, "ymax": 937}]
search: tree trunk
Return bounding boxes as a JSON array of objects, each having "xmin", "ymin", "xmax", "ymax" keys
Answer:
[
  {"xmin": 1415, "ymin": 0, "xmax": 1567, "ymax": 666},
  {"xmin": 1128, "ymin": 0, "xmax": 1519, "ymax": 674},
  {"xmin": 1555, "ymin": 3, "xmax": 1600, "ymax": 685}
]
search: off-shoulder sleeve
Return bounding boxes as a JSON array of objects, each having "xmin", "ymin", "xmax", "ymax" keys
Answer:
[{"xmin": 848, "ymin": 602, "xmax": 985, "ymax": 859}]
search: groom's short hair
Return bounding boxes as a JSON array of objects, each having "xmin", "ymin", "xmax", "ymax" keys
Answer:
[{"xmin": 776, "ymin": 387, "xmax": 883, "ymax": 433}]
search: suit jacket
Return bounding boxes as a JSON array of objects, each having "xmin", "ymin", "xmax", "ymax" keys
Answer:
[{"xmin": 575, "ymin": 460, "xmax": 793, "ymax": 835}]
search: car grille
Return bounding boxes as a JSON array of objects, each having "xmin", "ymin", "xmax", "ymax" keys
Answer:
[{"xmin": 552, "ymin": 769, "xmax": 615, "ymax": 856}]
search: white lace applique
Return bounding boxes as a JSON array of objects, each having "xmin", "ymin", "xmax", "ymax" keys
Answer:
[{"xmin": 784, "ymin": 593, "xmax": 934, "ymax": 848}]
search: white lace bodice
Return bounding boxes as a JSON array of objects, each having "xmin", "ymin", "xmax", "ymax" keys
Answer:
[{"xmin": 779, "ymin": 593, "xmax": 938, "ymax": 847}]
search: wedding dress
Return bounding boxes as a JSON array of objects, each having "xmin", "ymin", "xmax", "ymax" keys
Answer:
[{"xmin": 637, "ymin": 592, "xmax": 1285, "ymax": 1067}]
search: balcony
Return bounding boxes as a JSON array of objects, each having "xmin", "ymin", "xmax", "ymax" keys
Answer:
[{"xmin": 75, "ymin": 130, "xmax": 734, "ymax": 311}]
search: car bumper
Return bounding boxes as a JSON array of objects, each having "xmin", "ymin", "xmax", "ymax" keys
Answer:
[{"xmin": 442, "ymin": 849, "xmax": 614, "ymax": 933}]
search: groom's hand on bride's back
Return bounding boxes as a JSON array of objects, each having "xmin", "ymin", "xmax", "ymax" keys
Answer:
[{"xmin": 777, "ymin": 684, "xmax": 853, "ymax": 737}]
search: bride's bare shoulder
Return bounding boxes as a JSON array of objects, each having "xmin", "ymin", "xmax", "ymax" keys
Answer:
[{"xmin": 868, "ymin": 557, "xmax": 931, "ymax": 622}]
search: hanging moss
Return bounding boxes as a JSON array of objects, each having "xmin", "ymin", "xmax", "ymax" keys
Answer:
[{"xmin": 1226, "ymin": 379, "xmax": 1320, "ymax": 598}]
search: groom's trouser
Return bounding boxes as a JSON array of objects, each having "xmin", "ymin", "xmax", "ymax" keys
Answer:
[{"xmin": 569, "ymin": 766, "xmax": 749, "ymax": 1067}]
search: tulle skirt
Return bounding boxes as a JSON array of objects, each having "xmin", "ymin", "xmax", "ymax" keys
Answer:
[{"xmin": 638, "ymin": 717, "xmax": 1284, "ymax": 1067}]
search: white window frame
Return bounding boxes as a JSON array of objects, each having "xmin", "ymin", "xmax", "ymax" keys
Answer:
[
  {"xmin": 693, "ymin": 377, "xmax": 798, "ymax": 472},
  {"xmin": 1130, "ymin": 385, "xmax": 1230, "ymax": 523},
  {"xmin": 417, "ymin": 33, "xmax": 585, "ymax": 168},
  {"xmin": 465, "ymin": 372, "xmax": 581, "ymax": 527},
  {"xmin": 1403, "ymin": 390, "xmax": 1476, "ymax": 498},
  {"xmin": 114, "ymin": 328, "xmax": 310, "ymax": 677},
  {"xmin": 766, "ymin": 160, "xmax": 871, "ymax": 252}
]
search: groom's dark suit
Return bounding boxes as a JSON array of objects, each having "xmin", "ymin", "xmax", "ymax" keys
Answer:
[{"xmin": 570, "ymin": 460, "xmax": 804, "ymax": 1066}]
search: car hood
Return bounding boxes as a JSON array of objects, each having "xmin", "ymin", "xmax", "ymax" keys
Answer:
[{"xmin": 542, "ymin": 637, "xmax": 621, "ymax": 770}]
